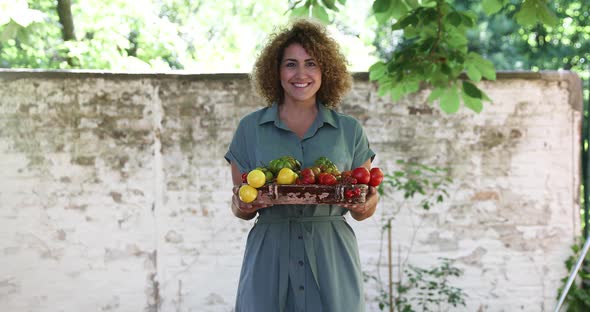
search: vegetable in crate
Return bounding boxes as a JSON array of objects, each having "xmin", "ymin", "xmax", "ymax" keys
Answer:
[
  {"xmin": 247, "ymin": 169, "xmax": 266, "ymax": 188},
  {"xmin": 239, "ymin": 185, "xmax": 257, "ymax": 203},
  {"xmin": 368, "ymin": 168, "xmax": 384, "ymax": 187},
  {"xmin": 314, "ymin": 156, "xmax": 340, "ymax": 176},
  {"xmin": 351, "ymin": 167, "xmax": 370, "ymax": 184},
  {"xmin": 268, "ymin": 156, "xmax": 302, "ymax": 174},
  {"xmin": 254, "ymin": 167, "xmax": 274, "ymax": 183},
  {"xmin": 276, "ymin": 168, "xmax": 298, "ymax": 185}
]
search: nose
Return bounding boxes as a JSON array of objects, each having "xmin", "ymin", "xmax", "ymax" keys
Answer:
[{"xmin": 294, "ymin": 64, "xmax": 308, "ymax": 77}]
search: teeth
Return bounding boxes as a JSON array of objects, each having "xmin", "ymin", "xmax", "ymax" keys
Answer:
[{"xmin": 293, "ymin": 83, "xmax": 309, "ymax": 88}]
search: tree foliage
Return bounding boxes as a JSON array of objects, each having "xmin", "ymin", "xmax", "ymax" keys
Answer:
[
  {"xmin": 0, "ymin": 0, "xmax": 291, "ymax": 71},
  {"xmin": 292, "ymin": 0, "xmax": 574, "ymax": 113},
  {"xmin": 1, "ymin": 0, "xmax": 588, "ymax": 112}
]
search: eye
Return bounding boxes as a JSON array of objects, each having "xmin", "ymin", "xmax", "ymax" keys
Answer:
[
  {"xmin": 285, "ymin": 62, "xmax": 296, "ymax": 67},
  {"xmin": 306, "ymin": 61, "xmax": 317, "ymax": 67}
]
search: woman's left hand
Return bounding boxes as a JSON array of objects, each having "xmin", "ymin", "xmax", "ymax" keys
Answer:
[{"xmin": 340, "ymin": 186, "xmax": 378, "ymax": 220}]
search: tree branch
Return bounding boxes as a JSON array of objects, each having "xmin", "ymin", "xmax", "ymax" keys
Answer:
[{"xmin": 57, "ymin": 0, "xmax": 76, "ymax": 41}]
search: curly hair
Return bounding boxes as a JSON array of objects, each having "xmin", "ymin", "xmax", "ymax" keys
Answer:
[{"xmin": 251, "ymin": 19, "xmax": 352, "ymax": 108}]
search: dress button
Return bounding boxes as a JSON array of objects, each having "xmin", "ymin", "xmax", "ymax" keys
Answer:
[
  {"xmin": 298, "ymin": 260, "xmax": 304, "ymax": 266},
  {"xmin": 299, "ymin": 286, "xmax": 305, "ymax": 291},
  {"xmin": 298, "ymin": 235, "xmax": 303, "ymax": 240}
]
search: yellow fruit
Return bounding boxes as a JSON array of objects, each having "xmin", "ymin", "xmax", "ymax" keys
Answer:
[
  {"xmin": 247, "ymin": 169, "xmax": 266, "ymax": 188},
  {"xmin": 239, "ymin": 185, "xmax": 258, "ymax": 203},
  {"xmin": 276, "ymin": 168, "xmax": 298, "ymax": 185}
]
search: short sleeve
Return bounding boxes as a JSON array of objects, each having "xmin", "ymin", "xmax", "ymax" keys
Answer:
[
  {"xmin": 224, "ymin": 119, "xmax": 249, "ymax": 173},
  {"xmin": 351, "ymin": 121, "xmax": 376, "ymax": 169}
]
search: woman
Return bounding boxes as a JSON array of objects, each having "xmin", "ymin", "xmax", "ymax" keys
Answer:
[{"xmin": 224, "ymin": 19, "xmax": 378, "ymax": 312}]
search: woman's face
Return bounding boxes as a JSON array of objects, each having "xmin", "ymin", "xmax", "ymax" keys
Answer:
[{"xmin": 279, "ymin": 43, "xmax": 322, "ymax": 105}]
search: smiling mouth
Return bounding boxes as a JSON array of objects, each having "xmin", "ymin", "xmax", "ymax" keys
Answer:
[{"xmin": 292, "ymin": 82, "xmax": 311, "ymax": 88}]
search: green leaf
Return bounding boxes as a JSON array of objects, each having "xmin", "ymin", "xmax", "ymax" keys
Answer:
[
  {"xmin": 427, "ymin": 87, "xmax": 445, "ymax": 103},
  {"xmin": 321, "ymin": 0, "xmax": 338, "ymax": 11},
  {"xmin": 337, "ymin": 0, "xmax": 346, "ymax": 4},
  {"xmin": 462, "ymin": 80, "xmax": 482, "ymax": 99},
  {"xmin": 374, "ymin": 11, "xmax": 391, "ymax": 25},
  {"xmin": 430, "ymin": 69, "xmax": 449, "ymax": 86},
  {"xmin": 459, "ymin": 12, "xmax": 476, "ymax": 27},
  {"xmin": 392, "ymin": 14, "xmax": 418, "ymax": 30},
  {"xmin": 373, "ymin": 0, "xmax": 391, "ymax": 14},
  {"xmin": 465, "ymin": 65, "xmax": 482, "ymax": 82},
  {"xmin": 291, "ymin": 5, "xmax": 310, "ymax": 18},
  {"xmin": 405, "ymin": 81, "xmax": 420, "ymax": 93},
  {"xmin": 402, "ymin": 25, "xmax": 420, "ymax": 38},
  {"xmin": 420, "ymin": 0, "xmax": 437, "ymax": 8},
  {"xmin": 369, "ymin": 61, "xmax": 388, "ymax": 81},
  {"xmin": 462, "ymin": 93, "xmax": 483, "ymax": 113},
  {"xmin": 405, "ymin": 0, "xmax": 420, "ymax": 9},
  {"xmin": 0, "ymin": 21, "xmax": 19, "ymax": 41},
  {"xmin": 482, "ymin": 0, "xmax": 504, "ymax": 15},
  {"xmin": 475, "ymin": 58, "xmax": 496, "ymax": 80},
  {"xmin": 440, "ymin": 86, "xmax": 460, "ymax": 114},
  {"xmin": 390, "ymin": 85, "xmax": 406, "ymax": 102},
  {"xmin": 480, "ymin": 89, "xmax": 492, "ymax": 102},
  {"xmin": 446, "ymin": 32, "xmax": 468, "ymax": 47},
  {"xmin": 377, "ymin": 78, "xmax": 393, "ymax": 97},
  {"xmin": 446, "ymin": 12, "xmax": 462, "ymax": 27},
  {"xmin": 312, "ymin": 5, "xmax": 330, "ymax": 23},
  {"xmin": 537, "ymin": 3, "xmax": 559, "ymax": 27},
  {"xmin": 441, "ymin": 63, "xmax": 451, "ymax": 75},
  {"xmin": 515, "ymin": 0, "xmax": 537, "ymax": 27},
  {"xmin": 387, "ymin": 60, "xmax": 400, "ymax": 73},
  {"xmin": 390, "ymin": 0, "xmax": 410, "ymax": 19}
]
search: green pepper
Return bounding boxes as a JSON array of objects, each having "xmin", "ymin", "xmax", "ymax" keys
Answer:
[
  {"xmin": 284, "ymin": 156, "xmax": 301, "ymax": 170},
  {"xmin": 268, "ymin": 156, "xmax": 303, "ymax": 174},
  {"xmin": 268, "ymin": 159, "xmax": 281, "ymax": 174},
  {"xmin": 314, "ymin": 157, "xmax": 333, "ymax": 167}
]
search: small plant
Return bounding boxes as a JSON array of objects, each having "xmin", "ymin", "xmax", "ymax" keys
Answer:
[
  {"xmin": 557, "ymin": 238, "xmax": 590, "ymax": 311},
  {"xmin": 378, "ymin": 159, "xmax": 452, "ymax": 211},
  {"xmin": 396, "ymin": 258, "xmax": 466, "ymax": 311},
  {"xmin": 366, "ymin": 159, "xmax": 465, "ymax": 311}
]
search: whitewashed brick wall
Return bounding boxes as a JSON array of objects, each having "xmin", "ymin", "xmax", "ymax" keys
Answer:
[{"xmin": 0, "ymin": 70, "xmax": 583, "ymax": 311}]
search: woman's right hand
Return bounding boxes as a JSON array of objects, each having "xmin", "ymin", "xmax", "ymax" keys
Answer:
[
  {"xmin": 231, "ymin": 186, "xmax": 273, "ymax": 218},
  {"xmin": 229, "ymin": 163, "xmax": 272, "ymax": 219}
]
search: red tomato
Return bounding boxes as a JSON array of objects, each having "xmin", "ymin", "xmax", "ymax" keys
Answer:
[
  {"xmin": 317, "ymin": 172, "xmax": 327, "ymax": 184},
  {"xmin": 325, "ymin": 174, "xmax": 338, "ymax": 185},
  {"xmin": 345, "ymin": 189, "xmax": 355, "ymax": 198},
  {"xmin": 303, "ymin": 176, "xmax": 315, "ymax": 184},
  {"xmin": 368, "ymin": 168, "xmax": 384, "ymax": 187},
  {"xmin": 302, "ymin": 175, "xmax": 314, "ymax": 184},
  {"xmin": 319, "ymin": 173, "xmax": 337, "ymax": 185},
  {"xmin": 352, "ymin": 167, "xmax": 370, "ymax": 184},
  {"xmin": 300, "ymin": 168, "xmax": 316, "ymax": 184},
  {"xmin": 301, "ymin": 168, "xmax": 314, "ymax": 177},
  {"xmin": 241, "ymin": 173, "xmax": 248, "ymax": 183}
]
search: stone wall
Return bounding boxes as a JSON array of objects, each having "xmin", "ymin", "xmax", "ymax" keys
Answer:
[{"xmin": 0, "ymin": 70, "xmax": 583, "ymax": 311}]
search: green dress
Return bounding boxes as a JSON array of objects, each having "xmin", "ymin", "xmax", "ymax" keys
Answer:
[{"xmin": 225, "ymin": 102, "xmax": 375, "ymax": 312}]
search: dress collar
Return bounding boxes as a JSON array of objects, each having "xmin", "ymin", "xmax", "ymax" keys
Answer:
[{"xmin": 259, "ymin": 101, "xmax": 338, "ymax": 129}]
